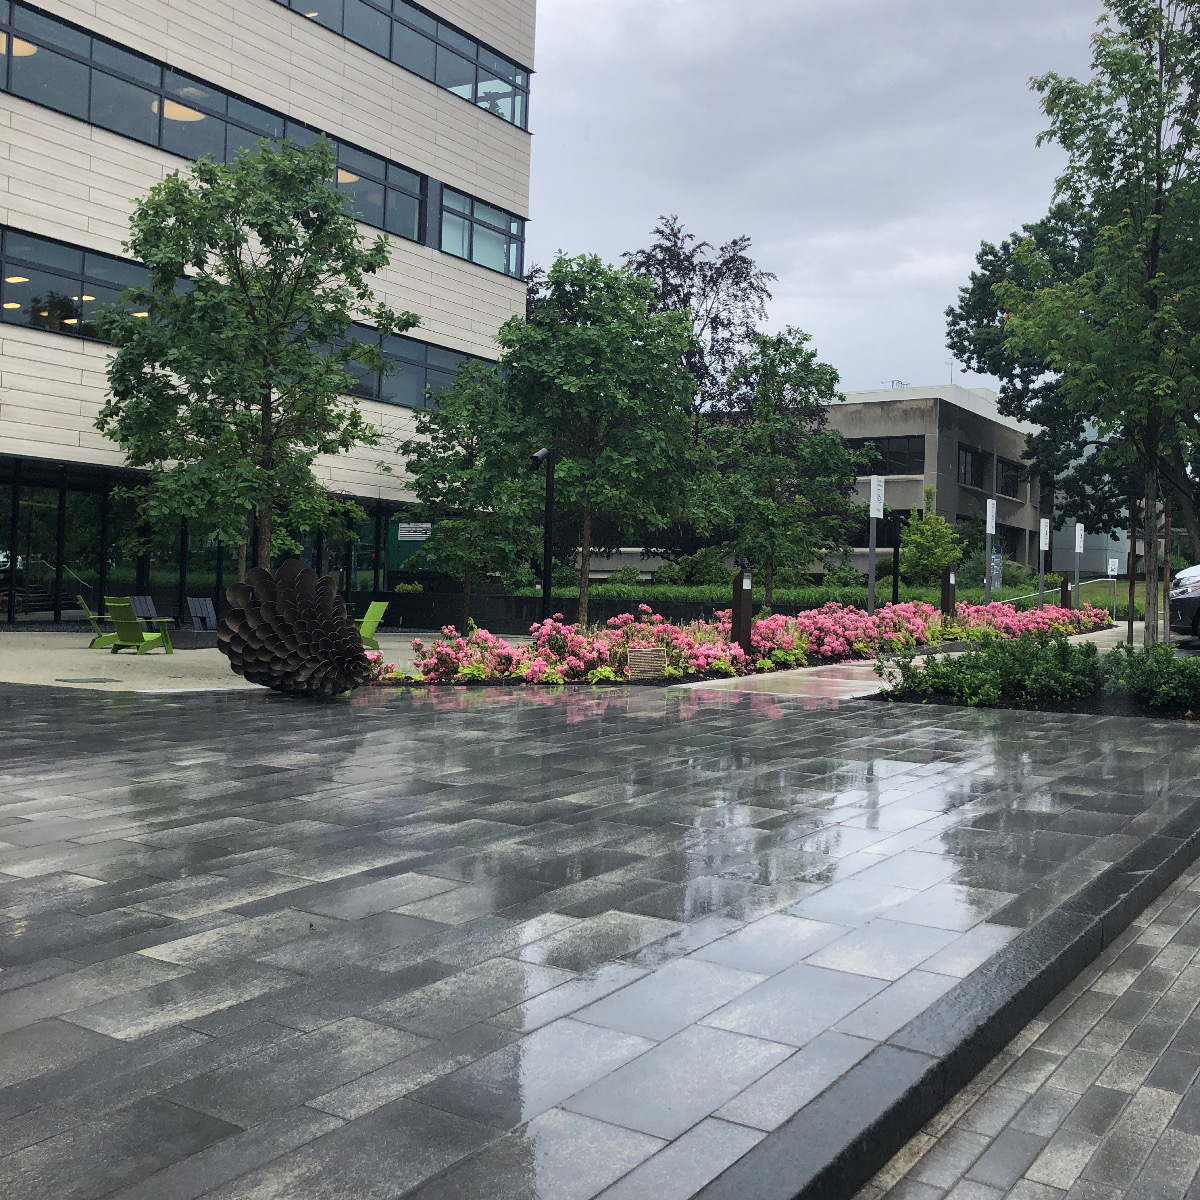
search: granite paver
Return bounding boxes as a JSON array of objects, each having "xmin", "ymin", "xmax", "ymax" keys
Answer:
[
  {"xmin": 2, "ymin": 682, "xmax": 1200, "ymax": 1198},
  {"xmin": 856, "ymin": 860, "xmax": 1200, "ymax": 1200}
]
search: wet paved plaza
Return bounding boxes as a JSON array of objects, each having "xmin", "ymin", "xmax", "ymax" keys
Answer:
[{"xmin": 1, "ymin": 683, "xmax": 1199, "ymax": 1199}]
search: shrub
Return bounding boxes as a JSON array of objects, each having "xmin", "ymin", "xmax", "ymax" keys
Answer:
[
  {"xmin": 1105, "ymin": 644, "xmax": 1200, "ymax": 710},
  {"xmin": 605, "ymin": 565, "xmax": 643, "ymax": 587},
  {"xmin": 880, "ymin": 631, "xmax": 1108, "ymax": 708},
  {"xmin": 392, "ymin": 581, "xmax": 422, "ymax": 594},
  {"xmin": 900, "ymin": 488, "xmax": 965, "ymax": 585}
]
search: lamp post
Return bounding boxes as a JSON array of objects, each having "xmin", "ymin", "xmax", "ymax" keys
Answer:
[{"xmin": 531, "ymin": 444, "xmax": 556, "ymax": 621}]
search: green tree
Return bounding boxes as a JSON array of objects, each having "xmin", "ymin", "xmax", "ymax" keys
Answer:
[
  {"xmin": 900, "ymin": 489, "xmax": 965, "ymax": 585},
  {"xmin": 95, "ymin": 138, "xmax": 417, "ymax": 576},
  {"xmin": 998, "ymin": 0, "xmax": 1200, "ymax": 642},
  {"xmin": 699, "ymin": 328, "xmax": 864, "ymax": 605},
  {"xmin": 401, "ymin": 363, "xmax": 540, "ymax": 632},
  {"xmin": 499, "ymin": 253, "xmax": 698, "ymax": 625}
]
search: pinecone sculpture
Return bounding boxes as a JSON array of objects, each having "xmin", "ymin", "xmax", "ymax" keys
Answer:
[{"xmin": 218, "ymin": 559, "xmax": 372, "ymax": 696}]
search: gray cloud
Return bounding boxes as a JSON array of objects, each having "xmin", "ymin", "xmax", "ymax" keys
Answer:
[{"xmin": 527, "ymin": 0, "xmax": 1102, "ymax": 390}]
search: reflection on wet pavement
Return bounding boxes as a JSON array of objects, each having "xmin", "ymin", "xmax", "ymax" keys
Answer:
[{"xmin": 0, "ymin": 683, "xmax": 1198, "ymax": 1199}]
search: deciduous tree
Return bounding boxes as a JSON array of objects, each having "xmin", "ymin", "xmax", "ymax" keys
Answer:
[{"xmin": 96, "ymin": 138, "xmax": 417, "ymax": 577}]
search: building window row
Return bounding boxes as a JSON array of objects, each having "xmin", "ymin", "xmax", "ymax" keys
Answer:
[
  {"xmin": 996, "ymin": 457, "xmax": 1023, "ymax": 499},
  {"xmin": 956, "ymin": 444, "xmax": 991, "ymax": 491},
  {"xmin": 277, "ymin": 0, "xmax": 529, "ymax": 130},
  {"xmin": 0, "ymin": 2, "xmax": 525, "ymax": 276},
  {"xmin": 844, "ymin": 435, "xmax": 926, "ymax": 476},
  {"xmin": 0, "ymin": 226, "xmax": 488, "ymax": 409}
]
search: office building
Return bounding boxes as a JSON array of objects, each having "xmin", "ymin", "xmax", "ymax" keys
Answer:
[
  {"xmin": 0, "ymin": 0, "xmax": 533, "ymax": 621},
  {"xmin": 825, "ymin": 384, "xmax": 1044, "ymax": 570}
]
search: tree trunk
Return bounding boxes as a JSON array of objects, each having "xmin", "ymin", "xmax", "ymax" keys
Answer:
[
  {"xmin": 257, "ymin": 387, "xmax": 273, "ymax": 571},
  {"xmin": 462, "ymin": 562, "xmax": 472, "ymax": 636},
  {"xmin": 578, "ymin": 507, "xmax": 592, "ymax": 628},
  {"xmin": 763, "ymin": 556, "xmax": 774, "ymax": 608},
  {"xmin": 1144, "ymin": 465, "xmax": 1159, "ymax": 647},
  {"xmin": 236, "ymin": 522, "xmax": 248, "ymax": 584},
  {"xmin": 256, "ymin": 503, "xmax": 273, "ymax": 571}
]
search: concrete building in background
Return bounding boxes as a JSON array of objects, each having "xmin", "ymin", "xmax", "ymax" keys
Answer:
[
  {"xmin": 0, "ymin": 0, "xmax": 533, "ymax": 621},
  {"xmin": 825, "ymin": 384, "xmax": 1043, "ymax": 569}
]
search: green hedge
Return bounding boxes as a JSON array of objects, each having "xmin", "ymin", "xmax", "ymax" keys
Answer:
[{"xmin": 882, "ymin": 634, "xmax": 1199, "ymax": 712}]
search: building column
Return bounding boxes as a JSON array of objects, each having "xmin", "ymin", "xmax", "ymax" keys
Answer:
[
  {"xmin": 5, "ymin": 459, "xmax": 19, "ymax": 626},
  {"xmin": 176, "ymin": 516, "xmax": 189, "ymax": 623},
  {"xmin": 98, "ymin": 481, "xmax": 110, "ymax": 613},
  {"xmin": 53, "ymin": 475, "xmax": 66, "ymax": 623}
]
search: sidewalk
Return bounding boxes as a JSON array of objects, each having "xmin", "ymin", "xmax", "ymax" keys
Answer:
[{"xmin": 856, "ymin": 861, "xmax": 1200, "ymax": 1200}]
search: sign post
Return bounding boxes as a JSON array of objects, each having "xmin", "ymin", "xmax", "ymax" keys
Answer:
[
  {"xmin": 1038, "ymin": 518, "xmax": 1050, "ymax": 610},
  {"xmin": 868, "ymin": 475, "xmax": 884, "ymax": 616},
  {"xmin": 1107, "ymin": 555, "xmax": 1119, "ymax": 621},
  {"xmin": 1073, "ymin": 522, "xmax": 1085, "ymax": 611},
  {"xmin": 984, "ymin": 499, "xmax": 997, "ymax": 604}
]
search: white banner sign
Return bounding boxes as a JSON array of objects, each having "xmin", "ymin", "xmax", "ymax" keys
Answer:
[
  {"xmin": 1040, "ymin": 518, "xmax": 1051, "ymax": 552},
  {"xmin": 1108, "ymin": 557, "xmax": 1119, "ymax": 578},
  {"xmin": 393, "ymin": 523, "xmax": 431, "ymax": 541},
  {"xmin": 1074, "ymin": 523, "xmax": 1085, "ymax": 554},
  {"xmin": 986, "ymin": 498, "xmax": 996, "ymax": 535},
  {"xmin": 869, "ymin": 476, "xmax": 885, "ymax": 519}
]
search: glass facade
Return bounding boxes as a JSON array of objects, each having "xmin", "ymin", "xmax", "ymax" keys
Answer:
[
  {"xmin": 0, "ymin": 225, "xmax": 490, "ymax": 407},
  {"xmin": 277, "ymin": 0, "xmax": 530, "ymax": 130},
  {"xmin": 1, "ymin": 455, "xmax": 405, "ymax": 625},
  {"xmin": 996, "ymin": 458, "xmax": 1022, "ymax": 499},
  {"xmin": 442, "ymin": 188, "xmax": 524, "ymax": 276},
  {"xmin": 844, "ymin": 435, "xmax": 926, "ymax": 476},
  {"xmin": 0, "ymin": 2, "xmax": 525, "ymax": 276},
  {"xmin": 957, "ymin": 444, "xmax": 991, "ymax": 491}
]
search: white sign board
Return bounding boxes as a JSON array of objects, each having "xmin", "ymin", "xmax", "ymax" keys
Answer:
[
  {"xmin": 1040, "ymin": 518, "xmax": 1051, "ymax": 552},
  {"xmin": 986, "ymin": 498, "xmax": 996, "ymax": 535},
  {"xmin": 1074, "ymin": 523, "xmax": 1085, "ymax": 554},
  {"xmin": 869, "ymin": 476, "xmax": 885, "ymax": 520},
  {"xmin": 1108, "ymin": 557, "xmax": 1119, "ymax": 578},
  {"xmin": 393, "ymin": 523, "xmax": 431, "ymax": 541}
]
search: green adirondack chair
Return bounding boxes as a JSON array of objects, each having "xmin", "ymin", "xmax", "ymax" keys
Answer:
[
  {"xmin": 104, "ymin": 597, "xmax": 173, "ymax": 654},
  {"xmin": 77, "ymin": 595, "xmax": 119, "ymax": 649},
  {"xmin": 355, "ymin": 601, "xmax": 389, "ymax": 651}
]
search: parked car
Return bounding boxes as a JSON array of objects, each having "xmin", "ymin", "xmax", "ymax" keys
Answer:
[{"xmin": 1169, "ymin": 564, "xmax": 1200, "ymax": 635}]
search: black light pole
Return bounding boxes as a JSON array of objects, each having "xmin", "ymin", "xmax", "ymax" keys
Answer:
[
  {"xmin": 892, "ymin": 507, "xmax": 901, "ymax": 607},
  {"xmin": 532, "ymin": 444, "xmax": 556, "ymax": 620}
]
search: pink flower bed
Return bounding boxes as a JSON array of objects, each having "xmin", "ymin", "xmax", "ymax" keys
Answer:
[{"xmin": 392, "ymin": 600, "xmax": 1111, "ymax": 685}]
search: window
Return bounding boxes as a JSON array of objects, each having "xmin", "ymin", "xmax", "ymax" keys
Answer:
[
  {"xmin": 0, "ymin": 227, "xmax": 148, "ymax": 339},
  {"xmin": 278, "ymin": 0, "xmax": 531, "ymax": 131},
  {"xmin": 0, "ymin": 4, "xmax": 526, "ymax": 273},
  {"xmin": 996, "ymin": 458, "xmax": 1022, "ymax": 499},
  {"xmin": 957, "ymin": 444, "xmax": 991, "ymax": 490},
  {"xmin": 441, "ymin": 188, "xmax": 524, "ymax": 277},
  {"xmin": 844, "ymin": 435, "xmax": 925, "ymax": 476},
  {"xmin": 0, "ymin": 223, "xmax": 491, "ymax": 407}
]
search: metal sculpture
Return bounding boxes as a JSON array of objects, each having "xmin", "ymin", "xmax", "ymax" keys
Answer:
[{"xmin": 218, "ymin": 559, "xmax": 371, "ymax": 696}]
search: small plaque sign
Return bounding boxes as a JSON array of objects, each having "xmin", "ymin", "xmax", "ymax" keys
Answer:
[
  {"xmin": 393, "ymin": 523, "xmax": 431, "ymax": 541},
  {"xmin": 627, "ymin": 646, "xmax": 668, "ymax": 680},
  {"xmin": 1108, "ymin": 557, "xmax": 1119, "ymax": 578}
]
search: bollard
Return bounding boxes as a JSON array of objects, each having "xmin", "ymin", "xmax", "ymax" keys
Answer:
[
  {"xmin": 731, "ymin": 569, "xmax": 753, "ymax": 658},
  {"xmin": 940, "ymin": 566, "xmax": 956, "ymax": 618}
]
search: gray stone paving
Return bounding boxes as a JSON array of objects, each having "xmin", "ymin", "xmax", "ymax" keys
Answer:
[
  {"xmin": 857, "ymin": 861, "xmax": 1200, "ymax": 1200},
  {"xmin": 1, "ymin": 682, "xmax": 1200, "ymax": 1199}
]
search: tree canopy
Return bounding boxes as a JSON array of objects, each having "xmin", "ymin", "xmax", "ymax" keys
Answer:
[
  {"xmin": 498, "ymin": 253, "xmax": 698, "ymax": 624},
  {"xmin": 698, "ymin": 328, "xmax": 865, "ymax": 603},
  {"xmin": 96, "ymin": 137, "xmax": 417, "ymax": 575},
  {"xmin": 400, "ymin": 363, "xmax": 540, "ymax": 631}
]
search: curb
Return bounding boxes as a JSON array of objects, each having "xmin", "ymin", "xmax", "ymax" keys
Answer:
[{"xmin": 695, "ymin": 794, "xmax": 1200, "ymax": 1200}]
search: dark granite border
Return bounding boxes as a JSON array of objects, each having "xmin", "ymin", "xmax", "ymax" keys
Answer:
[{"xmin": 695, "ymin": 795, "xmax": 1200, "ymax": 1200}]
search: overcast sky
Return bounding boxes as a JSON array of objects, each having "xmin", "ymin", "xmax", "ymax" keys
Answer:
[{"xmin": 525, "ymin": 0, "xmax": 1103, "ymax": 393}]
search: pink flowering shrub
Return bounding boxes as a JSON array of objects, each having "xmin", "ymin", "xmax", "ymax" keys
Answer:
[
  {"xmin": 364, "ymin": 649, "xmax": 398, "ymax": 684},
  {"xmin": 946, "ymin": 602, "xmax": 1109, "ymax": 641},
  {"xmin": 395, "ymin": 599, "xmax": 1111, "ymax": 685}
]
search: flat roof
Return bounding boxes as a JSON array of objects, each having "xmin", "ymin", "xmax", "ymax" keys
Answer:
[{"xmin": 835, "ymin": 384, "xmax": 1039, "ymax": 436}]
